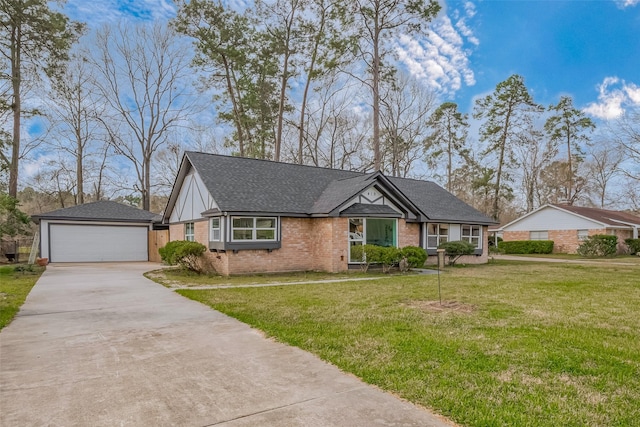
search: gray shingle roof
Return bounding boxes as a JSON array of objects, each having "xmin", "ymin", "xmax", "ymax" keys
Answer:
[
  {"xmin": 186, "ymin": 152, "xmax": 360, "ymax": 214},
  {"xmin": 32, "ymin": 201, "xmax": 160, "ymax": 223},
  {"xmin": 175, "ymin": 152, "xmax": 496, "ymax": 225},
  {"xmin": 389, "ymin": 177, "xmax": 495, "ymax": 225}
]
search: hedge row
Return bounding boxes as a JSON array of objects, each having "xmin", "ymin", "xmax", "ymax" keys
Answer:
[
  {"xmin": 625, "ymin": 238, "xmax": 640, "ymax": 255},
  {"xmin": 498, "ymin": 240, "xmax": 554, "ymax": 254},
  {"xmin": 350, "ymin": 245, "xmax": 427, "ymax": 272},
  {"xmin": 577, "ymin": 234, "xmax": 617, "ymax": 257}
]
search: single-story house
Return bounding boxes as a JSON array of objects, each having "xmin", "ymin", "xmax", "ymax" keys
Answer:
[
  {"xmin": 33, "ymin": 201, "xmax": 162, "ymax": 262},
  {"xmin": 163, "ymin": 152, "xmax": 497, "ymax": 275},
  {"xmin": 499, "ymin": 204, "xmax": 640, "ymax": 254}
]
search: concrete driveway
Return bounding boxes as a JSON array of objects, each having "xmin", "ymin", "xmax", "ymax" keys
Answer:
[{"xmin": 0, "ymin": 263, "xmax": 452, "ymax": 426}]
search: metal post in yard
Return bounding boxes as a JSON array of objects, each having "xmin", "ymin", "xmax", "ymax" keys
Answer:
[{"xmin": 437, "ymin": 248, "xmax": 445, "ymax": 305}]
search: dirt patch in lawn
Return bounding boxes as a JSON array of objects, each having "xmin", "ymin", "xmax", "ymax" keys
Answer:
[{"xmin": 405, "ymin": 300, "xmax": 476, "ymax": 313}]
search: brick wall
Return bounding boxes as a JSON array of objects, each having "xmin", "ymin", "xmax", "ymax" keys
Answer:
[
  {"xmin": 168, "ymin": 217, "xmax": 487, "ymax": 274},
  {"xmin": 399, "ymin": 221, "xmax": 420, "ymax": 247},
  {"xmin": 503, "ymin": 227, "xmax": 633, "ymax": 254}
]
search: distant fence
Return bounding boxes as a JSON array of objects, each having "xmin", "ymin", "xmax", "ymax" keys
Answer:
[{"xmin": 1, "ymin": 237, "xmax": 36, "ymax": 263}]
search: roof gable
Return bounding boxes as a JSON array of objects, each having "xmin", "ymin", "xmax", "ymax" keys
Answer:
[
  {"xmin": 500, "ymin": 204, "xmax": 640, "ymax": 231},
  {"xmin": 33, "ymin": 201, "xmax": 159, "ymax": 223}
]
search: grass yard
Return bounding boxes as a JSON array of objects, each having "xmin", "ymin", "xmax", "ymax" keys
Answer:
[
  {"xmin": 146, "ymin": 268, "xmax": 388, "ymax": 288},
  {"xmin": 171, "ymin": 261, "xmax": 640, "ymax": 427},
  {"xmin": 0, "ymin": 264, "xmax": 44, "ymax": 330},
  {"xmin": 500, "ymin": 253, "xmax": 640, "ymax": 264}
]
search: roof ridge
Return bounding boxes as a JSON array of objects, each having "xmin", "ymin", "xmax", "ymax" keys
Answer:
[{"xmin": 185, "ymin": 151, "xmax": 366, "ymax": 176}]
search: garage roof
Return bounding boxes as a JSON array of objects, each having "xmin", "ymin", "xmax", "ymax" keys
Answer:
[{"xmin": 32, "ymin": 201, "xmax": 160, "ymax": 223}]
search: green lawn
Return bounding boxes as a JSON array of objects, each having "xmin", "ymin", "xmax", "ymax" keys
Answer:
[
  {"xmin": 171, "ymin": 261, "xmax": 640, "ymax": 427},
  {"xmin": 499, "ymin": 253, "xmax": 640, "ymax": 263},
  {"xmin": 146, "ymin": 268, "xmax": 389, "ymax": 288},
  {"xmin": 0, "ymin": 264, "xmax": 44, "ymax": 330}
]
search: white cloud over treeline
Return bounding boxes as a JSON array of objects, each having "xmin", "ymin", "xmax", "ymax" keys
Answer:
[{"xmin": 584, "ymin": 77, "xmax": 640, "ymax": 120}]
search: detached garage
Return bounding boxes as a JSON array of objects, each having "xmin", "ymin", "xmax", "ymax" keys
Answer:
[{"xmin": 33, "ymin": 201, "xmax": 160, "ymax": 263}]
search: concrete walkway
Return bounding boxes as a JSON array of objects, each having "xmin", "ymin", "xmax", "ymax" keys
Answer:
[{"xmin": 0, "ymin": 263, "xmax": 453, "ymax": 427}]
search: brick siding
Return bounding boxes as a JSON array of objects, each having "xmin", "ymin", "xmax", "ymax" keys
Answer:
[
  {"xmin": 168, "ymin": 218, "xmax": 489, "ymax": 274},
  {"xmin": 503, "ymin": 228, "xmax": 634, "ymax": 254}
]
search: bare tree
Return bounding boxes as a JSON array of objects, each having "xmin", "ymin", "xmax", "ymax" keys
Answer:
[
  {"xmin": 379, "ymin": 72, "xmax": 435, "ymax": 177},
  {"xmin": 46, "ymin": 51, "xmax": 104, "ymax": 205},
  {"xmin": 611, "ymin": 106, "xmax": 640, "ymax": 181},
  {"xmin": 353, "ymin": 0, "xmax": 440, "ymax": 171},
  {"xmin": 89, "ymin": 22, "xmax": 196, "ymax": 210},
  {"xmin": 513, "ymin": 116, "xmax": 557, "ymax": 212},
  {"xmin": 587, "ymin": 140, "xmax": 624, "ymax": 208}
]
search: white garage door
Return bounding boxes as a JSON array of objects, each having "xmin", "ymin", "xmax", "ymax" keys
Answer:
[{"xmin": 49, "ymin": 224, "xmax": 148, "ymax": 262}]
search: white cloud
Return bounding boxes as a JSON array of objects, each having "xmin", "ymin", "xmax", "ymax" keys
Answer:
[
  {"xmin": 615, "ymin": 0, "xmax": 639, "ymax": 8},
  {"xmin": 394, "ymin": 1, "xmax": 478, "ymax": 96},
  {"xmin": 584, "ymin": 77, "xmax": 640, "ymax": 120}
]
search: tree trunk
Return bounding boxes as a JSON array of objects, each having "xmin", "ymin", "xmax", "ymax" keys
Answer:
[
  {"xmin": 222, "ymin": 56, "xmax": 245, "ymax": 156},
  {"xmin": 9, "ymin": 24, "xmax": 21, "ymax": 198},
  {"xmin": 372, "ymin": 11, "xmax": 381, "ymax": 171}
]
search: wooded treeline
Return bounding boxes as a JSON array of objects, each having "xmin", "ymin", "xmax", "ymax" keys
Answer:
[{"xmin": 1, "ymin": 0, "xmax": 639, "ymax": 232}]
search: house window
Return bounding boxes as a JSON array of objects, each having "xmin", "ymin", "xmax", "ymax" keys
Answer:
[
  {"xmin": 211, "ymin": 218, "xmax": 221, "ymax": 241},
  {"xmin": 462, "ymin": 225, "xmax": 481, "ymax": 248},
  {"xmin": 231, "ymin": 217, "xmax": 277, "ymax": 241},
  {"xmin": 427, "ymin": 223, "xmax": 449, "ymax": 248},
  {"xmin": 530, "ymin": 230, "xmax": 548, "ymax": 240},
  {"xmin": 577, "ymin": 229, "xmax": 589, "ymax": 241},
  {"xmin": 185, "ymin": 222, "xmax": 195, "ymax": 241},
  {"xmin": 348, "ymin": 218, "xmax": 397, "ymax": 262}
]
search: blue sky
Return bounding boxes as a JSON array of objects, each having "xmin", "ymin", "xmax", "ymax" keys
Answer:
[
  {"xmin": 59, "ymin": 0, "xmax": 640, "ymax": 121},
  {"xmin": 452, "ymin": 0, "xmax": 640, "ymax": 117}
]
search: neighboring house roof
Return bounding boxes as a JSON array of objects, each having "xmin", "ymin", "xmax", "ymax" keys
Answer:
[
  {"xmin": 498, "ymin": 204, "xmax": 640, "ymax": 231},
  {"xmin": 164, "ymin": 152, "xmax": 496, "ymax": 225},
  {"xmin": 551, "ymin": 204, "xmax": 640, "ymax": 227},
  {"xmin": 32, "ymin": 201, "xmax": 160, "ymax": 223}
]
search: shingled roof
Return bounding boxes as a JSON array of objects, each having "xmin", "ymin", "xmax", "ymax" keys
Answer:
[
  {"xmin": 552, "ymin": 204, "xmax": 640, "ymax": 226},
  {"xmin": 166, "ymin": 152, "xmax": 495, "ymax": 225},
  {"xmin": 32, "ymin": 201, "xmax": 160, "ymax": 223}
]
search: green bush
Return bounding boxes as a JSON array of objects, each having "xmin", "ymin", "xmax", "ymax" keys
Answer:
[
  {"xmin": 624, "ymin": 238, "xmax": 640, "ymax": 255},
  {"xmin": 498, "ymin": 240, "xmax": 554, "ymax": 254},
  {"xmin": 159, "ymin": 240, "xmax": 207, "ymax": 272},
  {"xmin": 577, "ymin": 234, "xmax": 617, "ymax": 257},
  {"xmin": 438, "ymin": 240, "xmax": 476, "ymax": 265},
  {"xmin": 400, "ymin": 246, "xmax": 428, "ymax": 268},
  {"xmin": 351, "ymin": 245, "xmax": 423, "ymax": 272}
]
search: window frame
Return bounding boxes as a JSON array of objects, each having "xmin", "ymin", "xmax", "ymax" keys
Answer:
[
  {"xmin": 427, "ymin": 223, "xmax": 449, "ymax": 249},
  {"xmin": 230, "ymin": 216, "xmax": 278, "ymax": 242},
  {"xmin": 461, "ymin": 225, "xmax": 482, "ymax": 249},
  {"xmin": 348, "ymin": 217, "xmax": 398, "ymax": 263},
  {"xmin": 210, "ymin": 217, "xmax": 222, "ymax": 242},
  {"xmin": 577, "ymin": 229, "xmax": 589, "ymax": 241},
  {"xmin": 530, "ymin": 230, "xmax": 549, "ymax": 241},
  {"xmin": 185, "ymin": 222, "xmax": 195, "ymax": 242}
]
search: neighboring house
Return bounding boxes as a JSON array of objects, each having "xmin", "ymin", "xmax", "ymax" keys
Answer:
[
  {"xmin": 162, "ymin": 152, "xmax": 496, "ymax": 275},
  {"xmin": 33, "ymin": 201, "xmax": 161, "ymax": 262},
  {"xmin": 499, "ymin": 204, "xmax": 640, "ymax": 254}
]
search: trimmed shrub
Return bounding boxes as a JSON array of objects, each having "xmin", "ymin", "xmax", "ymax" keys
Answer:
[
  {"xmin": 159, "ymin": 240, "xmax": 207, "ymax": 272},
  {"xmin": 577, "ymin": 234, "xmax": 617, "ymax": 257},
  {"xmin": 498, "ymin": 240, "xmax": 554, "ymax": 254},
  {"xmin": 624, "ymin": 238, "xmax": 640, "ymax": 255},
  {"xmin": 351, "ymin": 245, "xmax": 423, "ymax": 272},
  {"xmin": 438, "ymin": 240, "xmax": 476, "ymax": 265},
  {"xmin": 400, "ymin": 246, "xmax": 428, "ymax": 268},
  {"xmin": 158, "ymin": 240, "xmax": 183, "ymax": 265}
]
